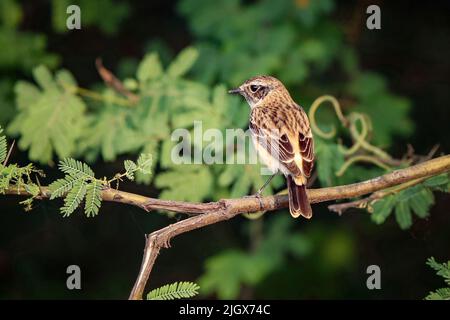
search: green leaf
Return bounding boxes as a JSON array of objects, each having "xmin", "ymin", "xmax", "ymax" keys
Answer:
[
  {"xmin": 218, "ymin": 162, "xmax": 273, "ymax": 198},
  {"xmin": 14, "ymin": 81, "xmax": 40, "ymax": 111},
  {"xmin": 84, "ymin": 180, "xmax": 102, "ymax": 217},
  {"xmin": 410, "ymin": 188, "xmax": 434, "ymax": 218},
  {"xmin": 155, "ymin": 165, "xmax": 212, "ymax": 202},
  {"xmin": 124, "ymin": 160, "xmax": 137, "ymax": 180},
  {"xmin": 198, "ymin": 250, "xmax": 254, "ymax": 299},
  {"xmin": 147, "ymin": 282, "xmax": 200, "ymax": 300},
  {"xmin": 0, "ymin": 29, "xmax": 59, "ymax": 72},
  {"xmin": 48, "ymin": 175, "xmax": 81, "ymax": 200},
  {"xmin": 79, "ymin": 107, "xmax": 145, "ymax": 162},
  {"xmin": 137, "ymin": 53, "xmax": 163, "ymax": 82},
  {"xmin": 198, "ymin": 215, "xmax": 313, "ymax": 299},
  {"xmin": 137, "ymin": 153, "xmax": 153, "ymax": 174},
  {"xmin": 426, "ymin": 257, "xmax": 450, "ymax": 285},
  {"xmin": 135, "ymin": 142, "xmax": 158, "ymax": 185},
  {"xmin": 1, "ymin": 0, "xmax": 23, "ymax": 28},
  {"xmin": 394, "ymin": 201, "xmax": 412, "ymax": 230},
  {"xmin": 24, "ymin": 183, "xmax": 40, "ymax": 197},
  {"xmin": 425, "ymin": 287, "xmax": 450, "ymax": 300},
  {"xmin": 349, "ymin": 72, "xmax": 413, "ymax": 146},
  {"xmin": 425, "ymin": 257, "xmax": 450, "ymax": 299},
  {"xmin": 167, "ymin": 47, "xmax": 199, "ymax": 78},
  {"xmin": 60, "ymin": 179, "xmax": 87, "ymax": 217},
  {"xmin": 8, "ymin": 66, "xmax": 86, "ymax": 164},
  {"xmin": 423, "ymin": 173, "xmax": 450, "ymax": 192},
  {"xmin": 371, "ymin": 195, "xmax": 396, "ymax": 225},
  {"xmin": 315, "ymin": 140, "xmax": 345, "ymax": 187},
  {"xmin": 58, "ymin": 158, "xmax": 95, "ymax": 180},
  {"xmin": 369, "ymin": 175, "xmax": 446, "ymax": 229}
]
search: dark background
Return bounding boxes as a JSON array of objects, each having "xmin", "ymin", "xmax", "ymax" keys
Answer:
[{"xmin": 0, "ymin": 0, "xmax": 449, "ymax": 299}]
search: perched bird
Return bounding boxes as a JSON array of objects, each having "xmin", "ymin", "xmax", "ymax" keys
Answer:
[{"xmin": 229, "ymin": 76, "xmax": 314, "ymax": 218}]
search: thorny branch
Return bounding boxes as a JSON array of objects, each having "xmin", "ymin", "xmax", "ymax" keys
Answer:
[{"xmin": 5, "ymin": 155, "xmax": 450, "ymax": 299}]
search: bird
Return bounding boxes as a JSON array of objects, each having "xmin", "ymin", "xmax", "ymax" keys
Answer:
[{"xmin": 228, "ymin": 75, "xmax": 314, "ymax": 218}]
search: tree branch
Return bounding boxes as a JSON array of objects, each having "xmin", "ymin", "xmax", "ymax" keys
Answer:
[{"xmin": 3, "ymin": 155, "xmax": 450, "ymax": 299}]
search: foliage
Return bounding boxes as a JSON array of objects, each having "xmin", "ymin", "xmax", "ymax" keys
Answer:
[
  {"xmin": 2, "ymin": 0, "xmax": 420, "ymax": 217},
  {"xmin": 198, "ymin": 216, "xmax": 313, "ymax": 299},
  {"xmin": 176, "ymin": 0, "xmax": 415, "ymax": 218},
  {"xmin": 2, "ymin": 0, "xmax": 445, "ymax": 228},
  {"xmin": 348, "ymin": 72, "xmax": 413, "ymax": 146},
  {"xmin": 0, "ymin": 126, "xmax": 43, "ymax": 211},
  {"xmin": 178, "ymin": 0, "xmax": 336, "ymax": 86},
  {"xmin": 307, "ymin": 96, "xmax": 443, "ymax": 230},
  {"xmin": 0, "ymin": 0, "xmax": 448, "ymax": 300},
  {"xmin": 198, "ymin": 215, "xmax": 356, "ymax": 299},
  {"xmin": 425, "ymin": 257, "xmax": 450, "ymax": 300},
  {"xmin": 147, "ymin": 281, "xmax": 200, "ymax": 300},
  {"xmin": 178, "ymin": 0, "xmax": 413, "ymax": 147},
  {"xmin": 371, "ymin": 174, "xmax": 450, "ymax": 229},
  {"xmin": 315, "ymin": 138, "xmax": 345, "ymax": 187},
  {"xmin": 0, "ymin": 0, "xmax": 60, "ymax": 127},
  {"xmin": 49, "ymin": 158, "xmax": 98, "ymax": 217},
  {"xmin": 6, "ymin": 46, "xmax": 269, "ymax": 202},
  {"xmin": 49, "ymin": 155, "xmax": 152, "ymax": 217},
  {"xmin": 51, "ymin": 0, "xmax": 131, "ymax": 34},
  {"xmin": 8, "ymin": 66, "xmax": 86, "ymax": 164}
]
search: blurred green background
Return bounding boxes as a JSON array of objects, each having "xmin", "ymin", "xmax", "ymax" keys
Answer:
[{"xmin": 0, "ymin": 0, "xmax": 449, "ymax": 299}]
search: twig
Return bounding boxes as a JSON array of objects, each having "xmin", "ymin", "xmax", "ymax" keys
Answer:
[
  {"xmin": 3, "ymin": 140, "xmax": 15, "ymax": 166},
  {"xmin": 95, "ymin": 58, "xmax": 139, "ymax": 104},
  {"xmin": 328, "ymin": 176, "xmax": 431, "ymax": 215},
  {"xmin": 4, "ymin": 155, "xmax": 450, "ymax": 299},
  {"xmin": 74, "ymin": 86, "xmax": 134, "ymax": 107},
  {"xmin": 426, "ymin": 144, "xmax": 440, "ymax": 160}
]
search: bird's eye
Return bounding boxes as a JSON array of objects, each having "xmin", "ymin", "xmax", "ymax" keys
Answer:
[{"xmin": 250, "ymin": 85, "xmax": 260, "ymax": 93}]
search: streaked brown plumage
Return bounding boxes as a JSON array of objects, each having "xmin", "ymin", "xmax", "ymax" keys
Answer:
[{"xmin": 229, "ymin": 75, "xmax": 314, "ymax": 218}]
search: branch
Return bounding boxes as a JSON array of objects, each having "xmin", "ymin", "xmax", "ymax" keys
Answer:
[
  {"xmin": 328, "ymin": 176, "xmax": 430, "ymax": 215},
  {"xmin": 128, "ymin": 155, "xmax": 450, "ymax": 299},
  {"xmin": 4, "ymin": 155, "xmax": 450, "ymax": 299}
]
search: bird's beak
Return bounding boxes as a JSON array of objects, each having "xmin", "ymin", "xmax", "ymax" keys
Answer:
[{"xmin": 228, "ymin": 87, "xmax": 242, "ymax": 95}]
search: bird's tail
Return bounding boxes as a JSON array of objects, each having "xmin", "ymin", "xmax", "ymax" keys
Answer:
[{"xmin": 287, "ymin": 175, "xmax": 312, "ymax": 219}]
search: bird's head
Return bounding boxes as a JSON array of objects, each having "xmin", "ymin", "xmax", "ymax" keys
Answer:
[{"xmin": 228, "ymin": 75, "xmax": 290, "ymax": 108}]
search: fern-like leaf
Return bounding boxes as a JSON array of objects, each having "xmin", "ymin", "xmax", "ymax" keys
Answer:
[
  {"xmin": 84, "ymin": 180, "xmax": 102, "ymax": 217},
  {"xmin": 61, "ymin": 180, "xmax": 87, "ymax": 217},
  {"xmin": 58, "ymin": 158, "xmax": 95, "ymax": 179},
  {"xmin": 48, "ymin": 175, "xmax": 81, "ymax": 199},
  {"xmin": 425, "ymin": 257, "xmax": 450, "ymax": 300},
  {"xmin": 425, "ymin": 287, "xmax": 450, "ymax": 300},
  {"xmin": 147, "ymin": 281, "xmax": 200, "ymax": 300},
  {"xmin": 137, "ymin": 153, "xmax": 152, "ymax": 175},
  {"xmin": 427, "ymin": 257, "xmax": 450, "ymax": 285},
  {"xmin": 8, "ymin": 66, "xmax": 86, "ymax": 164},
  {"xmin": 124, "ymin": 160, "xmax": 137, "ymax": 180},
  {"xmin": 0, "ymin": 126, "xmax": 7, "ymax": 164}
]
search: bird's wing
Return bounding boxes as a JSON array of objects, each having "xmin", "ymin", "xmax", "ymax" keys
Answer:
[
  {"xmin": 250, "ymin": 106, "xmax": 314, "ymax": 179},
  {"xmin": 298, "ymin": 130, "xmax": 314, "ymax": 178}
]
